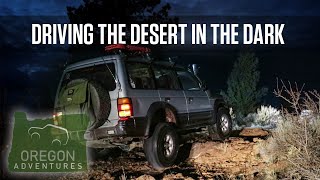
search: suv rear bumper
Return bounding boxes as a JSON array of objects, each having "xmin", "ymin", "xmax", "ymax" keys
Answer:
[{"xmin": 84, "ymin": 117, "xmax": 147, "ymax": 140}]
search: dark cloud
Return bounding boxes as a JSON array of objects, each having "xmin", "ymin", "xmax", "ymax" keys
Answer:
[
  {"xmin": 0, "ymin": 15, "xmax": 68, "ymax": 99},
  {"xmin": 165, "ymin": 0, "xmax": 320, "ymax": 16},
  {"xmin": 1, "ymin": 0, "xmax": 320, "ymax": 16},
  {"xmin": 0, "ymin": 0, "xmax": 81, "ymax": 15}
]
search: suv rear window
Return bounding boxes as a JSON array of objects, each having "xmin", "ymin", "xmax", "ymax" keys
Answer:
[
  {"xmin": 126, "ymin": 62, "xmax": 156, "ymax": 89},
  {"xmin": 62, "ymin": 63, "xmax": 116, "ymax": 91}
]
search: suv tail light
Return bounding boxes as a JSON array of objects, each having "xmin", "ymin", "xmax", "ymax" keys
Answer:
[
  {"xmin": 53, "ymin": 112, "xmax": 62, "ymax": 125},
  {"xmin": 117, "ymin": 97, "xmax": 133, "ymax": 120}
]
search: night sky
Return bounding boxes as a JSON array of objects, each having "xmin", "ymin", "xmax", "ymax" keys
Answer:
[
  {"xmin": 1, "ymin": 0, "xmax": 320, "ymax": 111},
  {"xmin": 1, "ymin": 0, "xmax": 320, "ymax": 16}
]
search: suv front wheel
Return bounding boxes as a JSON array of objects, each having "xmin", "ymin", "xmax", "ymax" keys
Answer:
[
  {"xmin": 208, "ymin": 108, "xmax": 232, "ymax": 140},
  {"xmin": 143, "ymin": 123, "xmax": 179, "ymax": 170}
]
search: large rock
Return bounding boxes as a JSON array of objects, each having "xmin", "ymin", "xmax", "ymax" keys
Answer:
[{"xmin": 188, "ymin": 137, "xmax": 277, "ymax": 176}]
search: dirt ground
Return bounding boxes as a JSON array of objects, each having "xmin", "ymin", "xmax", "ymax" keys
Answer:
[{"xmin": 59, "ymin": 128, "xmax": 286, "ymax": 180}]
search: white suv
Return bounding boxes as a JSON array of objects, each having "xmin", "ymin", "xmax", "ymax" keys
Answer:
[{"xmin": 54, "ymin": 44, "xmax": 232, "ymax": 170}]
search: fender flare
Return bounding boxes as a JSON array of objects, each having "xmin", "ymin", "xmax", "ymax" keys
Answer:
[{"xmin": 144, "ymin": 101, "xmax": 178, "ymax": 137}]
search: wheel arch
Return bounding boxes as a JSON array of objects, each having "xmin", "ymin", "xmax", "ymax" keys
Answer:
[
  {"xmin": 144, "ymin": 101, "xmax": 178, "ymax": 137},
  {"xmin": 212, "ymin": 97, "xmax": 229, "ymax": 123}
]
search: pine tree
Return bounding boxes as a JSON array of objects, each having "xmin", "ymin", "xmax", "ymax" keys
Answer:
[{"xmin": 221, "ymin": 52, "xmax": 267, "ymax": 118}]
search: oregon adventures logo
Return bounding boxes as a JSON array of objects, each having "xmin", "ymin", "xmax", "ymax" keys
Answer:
[{"xmin": 8, "ymin": 112, "xmax": 89, "ymax": 172}]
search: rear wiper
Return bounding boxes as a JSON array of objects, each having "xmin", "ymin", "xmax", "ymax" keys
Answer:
[{"xmin": 101, "ymin": 56, "xmax": 121, "ymax": 91}]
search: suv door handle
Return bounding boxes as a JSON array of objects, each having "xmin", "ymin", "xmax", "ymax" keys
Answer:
[
  {"xmin": 164, "ymin": 97, "xmax": 170, "ymax": 102},
  {"xmin": 188, "ymin": 97, "xmax": 193, "ymax": 104}
]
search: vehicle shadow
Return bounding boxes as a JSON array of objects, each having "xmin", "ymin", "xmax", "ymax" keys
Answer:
[{"xmin": 175, "ymin": 143, "xmax": 193, "ymax": 164}]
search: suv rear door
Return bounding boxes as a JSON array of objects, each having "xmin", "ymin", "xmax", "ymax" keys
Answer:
[
  {"xmin": 125, "ymin": 61, "xmax": 159, "ymax": 119},
  {"xmin": 176, "ymin": 68, "xmax": 212, "ymax": 126},
  {"xmin": 153, "ymin": 65, "xmax": 188, "ymax": 127}
]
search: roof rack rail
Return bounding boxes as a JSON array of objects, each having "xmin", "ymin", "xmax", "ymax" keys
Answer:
[
  {"xmin": 105, "ymin": 44, "xmax": 152, "ymax": 60},
  {"xmin": 105, "ymin": 44, "xmax": 151, "ymax": 53}
]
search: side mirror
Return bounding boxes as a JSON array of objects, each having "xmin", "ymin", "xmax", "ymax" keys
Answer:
[
  {"xmin": 201, "ymin": 81, "xmax": 208, "ymax": 91},
  {"xmin": 191, "ymin": 64, "xmax": 200, "ymax": 76}
]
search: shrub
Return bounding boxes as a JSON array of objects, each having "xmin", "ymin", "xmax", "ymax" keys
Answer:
[
  {"xmin": 231, "ymin": 105, "xmax": 282, "ymax": 129},
  {"xmin": 263, "ymin": 79, "xmax": 320, "ymax": 179},
  {"xmin": 254, "ymin": 105, "xmax": 282, "ymax": 127}
]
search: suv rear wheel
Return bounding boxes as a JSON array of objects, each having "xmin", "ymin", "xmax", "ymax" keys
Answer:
[
  {"xmin": 208, "ymin": 108, "xmax": 232, "ymax": 140},
  {"xmin": 143, "ymin": 123, "xmax": 179, "ymax": 170}
]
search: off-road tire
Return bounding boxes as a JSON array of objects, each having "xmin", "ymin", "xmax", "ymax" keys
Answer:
[
  {"xmin": 208, "ymin": 108, "xmax": 232, "ymax": 141},
  {"xmin": 143, "ymin": 123, "xmax": 179, "ymax": 170},
  {"xmin": 87, "ymin": 81, "xmax": 111, "ymax": 130},
  {"xmin": 63, "ymin": 79, "xmax": 111, "ymax": 130}
]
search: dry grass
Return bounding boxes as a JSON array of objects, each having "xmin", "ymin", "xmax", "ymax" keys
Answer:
[{"xmin": 264, "ymin": 79, "xmax": 320, "ymax": 179}]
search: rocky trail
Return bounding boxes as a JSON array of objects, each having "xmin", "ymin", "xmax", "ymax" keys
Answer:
[{"xmin": 60, "ymin": 128, "xmax": 285, "ymax": 180}]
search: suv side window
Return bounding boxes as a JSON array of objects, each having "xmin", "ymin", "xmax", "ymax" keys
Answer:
[
  {"xmin": 176, "ymin": 69, "xmax": 201, "ymax": 91},
  {"xmin": 126, "ymin": 62, "xmax": 156, "ymax": 89},
  {"xmin": 153, "ymin": 65, "xmax": 181, "ymax": 90}
]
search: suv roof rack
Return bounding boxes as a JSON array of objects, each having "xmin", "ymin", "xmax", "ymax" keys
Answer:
[
  {"xmin": 105, "ymin": 45, "xmax": 181, "ymax": 68},
  {"xmin": 105, "ymin": 44, "xmax": 152, "ymax": 60},
  {"xmin": 105, "ymin": 44, "xmax": 151, "ymax": 53}
]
